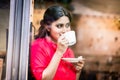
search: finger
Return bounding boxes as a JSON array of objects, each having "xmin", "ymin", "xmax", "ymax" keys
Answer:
[
  {"xmin": 59, "ymin": 34, "xmax": 65, "ymax": 40},
  {"xmin": 59, "ymin": 37, "xmax": 69, "ymax": 46},
  {"xmin": 76, "ymin": 62, "xmax": 84, "ymax": 68},
  {"xmin": 63, "ymin": 39, "xmax": 69, "ymax": 45},
  {"xmin": 78, "ymin": 60, "xmax": 85, "ymax": 65},
  {"xmin": 76, "ymin": 66, "xmax": 82, "ymax": 71},
  {"xmin": 76, "ymin": 66, "xmax": 80, "ymax": 70},
  {"xmin": 77, "ymin": 62, "xmax": 84, "ymax": 67}
]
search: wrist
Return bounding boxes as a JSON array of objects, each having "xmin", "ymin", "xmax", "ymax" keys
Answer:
[{"xmin": 55, "ymin": 51, "xmax": 63, "ymax": 58}]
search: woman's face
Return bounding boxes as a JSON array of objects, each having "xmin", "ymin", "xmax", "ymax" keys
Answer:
[{"xmin": 48, "ymin": 16, "xmax": 71, "ymax": 42}]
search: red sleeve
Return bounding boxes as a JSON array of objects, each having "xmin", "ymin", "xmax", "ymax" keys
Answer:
[{"xmin": 30, "ymin": 43, "xmax": 48, "ymax": 80}]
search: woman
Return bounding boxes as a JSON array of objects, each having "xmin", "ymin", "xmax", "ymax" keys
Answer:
[{"xmin": 30, "ymin": 5, "xmax": 84, "ymax": 80}]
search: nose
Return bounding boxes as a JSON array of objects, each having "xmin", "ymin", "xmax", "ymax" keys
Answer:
[{"xmin": 62, "ymin": 27, "xmax": 68, "ymax": 33}]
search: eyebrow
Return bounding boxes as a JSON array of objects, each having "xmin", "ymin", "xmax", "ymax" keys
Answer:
[{"xmin": 56, "ymin": 22, "xmax": 70, "ymax": 25}]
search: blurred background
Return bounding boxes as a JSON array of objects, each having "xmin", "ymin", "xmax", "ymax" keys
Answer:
[{"xmin": 0, "ymin": 0, "xmax": 120, "ymax": 80}]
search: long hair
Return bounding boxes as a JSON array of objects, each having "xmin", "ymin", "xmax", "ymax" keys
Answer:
[{"xmin": 35, "ymin": 5, "xmax": 72, "ymax": 39}]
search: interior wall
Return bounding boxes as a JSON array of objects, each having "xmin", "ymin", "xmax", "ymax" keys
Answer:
[{"xmin": 0, "ymin": 9, "xmax": 9, "ymax": 52}]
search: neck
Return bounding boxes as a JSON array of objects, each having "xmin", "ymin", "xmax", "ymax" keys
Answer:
[{"xmin": 46, "ymin": 36, "xmax": 57, "ymax": 44}]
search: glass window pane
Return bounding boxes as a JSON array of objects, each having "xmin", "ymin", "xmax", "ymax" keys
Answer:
[{"xmin": 0, "ymin": 0, "xmax": 10, "ymax": 79}]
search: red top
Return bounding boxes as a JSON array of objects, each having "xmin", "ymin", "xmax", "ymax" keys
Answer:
[{"xmin": 30, "ymin": 37, "xmax": 76, "ymax": 80}]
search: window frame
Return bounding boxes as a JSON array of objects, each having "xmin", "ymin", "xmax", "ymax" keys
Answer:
[{"xmin": 5, "ymin": 0, "xmax": 32, "ymax": 80}]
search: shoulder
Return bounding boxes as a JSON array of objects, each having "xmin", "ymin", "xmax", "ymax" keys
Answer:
[{"xmin": 31, "ymin": 38, "xmax": 46, "ymax": 47}]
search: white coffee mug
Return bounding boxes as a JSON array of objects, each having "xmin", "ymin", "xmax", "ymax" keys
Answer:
[{"xmin": 64, "ymin": 31, "xmax": 76, "ymax": 46}]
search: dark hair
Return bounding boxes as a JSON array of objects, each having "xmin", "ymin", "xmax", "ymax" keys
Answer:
[{"xmin": 35, "ymin": 5, "xmax": 72, "ymax": 39}]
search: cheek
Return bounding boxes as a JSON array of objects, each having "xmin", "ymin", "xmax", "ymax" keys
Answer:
[
  {"xmin": 50, "ymin": 30, "xmax": 61, "ymax": 40},
  {"xmin": 67, "ymin": 28, "xmax": 71, "ymax": 32}
]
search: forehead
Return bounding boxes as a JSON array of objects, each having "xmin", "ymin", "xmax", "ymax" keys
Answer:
[{"xmin": 53, "ymin": 16, "xmax": 70, "ymax": 24}]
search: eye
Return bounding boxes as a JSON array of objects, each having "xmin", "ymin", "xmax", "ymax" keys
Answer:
[
  {"xmin": 56, "ymin": 24, "xmax": 64, "ymax": 28},
  {"xmin": 65, "ymin": 23, "xmax": 70, "ymax": 28}
]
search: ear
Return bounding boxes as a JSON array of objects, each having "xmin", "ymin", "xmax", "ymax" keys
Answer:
[{"xmin": 45, "ymin": 25, "xmax": 50, "ymax": 32}]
